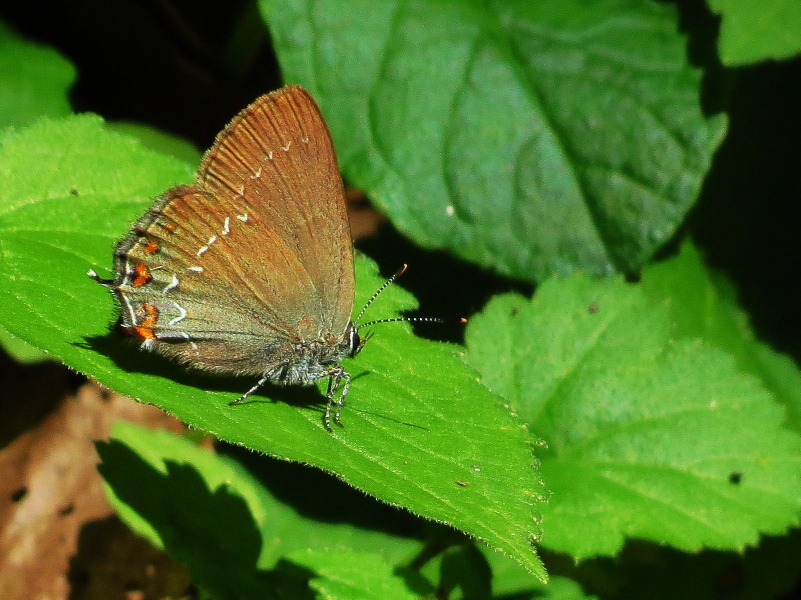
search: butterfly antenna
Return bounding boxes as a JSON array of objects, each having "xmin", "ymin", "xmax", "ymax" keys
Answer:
[
  {"xmin": 357, "ymin": 315, "xmax": 466, "ymax": 330},
  {"xmin": 355, "ymin": 264, "xmax": 467, "ymax": 330},
  {"xmin": 354, "ymin": 264, "xmax": 408, "ymax": 324}
]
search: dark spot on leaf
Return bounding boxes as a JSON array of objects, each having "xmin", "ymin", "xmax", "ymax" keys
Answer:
[
  {"xmin": 588, "ymin": 301, "xmax": 599, "ymax": 313},
  {"xmin": 728, "ymin": 471, "xmax": 743, "ymax": 484}
]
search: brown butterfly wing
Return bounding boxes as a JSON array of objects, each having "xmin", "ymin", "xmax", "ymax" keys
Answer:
[
  {"xmin": 108, "ymin": 86, "xmax": 354, "ymax": 376},
  {"xmin": 198, "ymin": 85, "xmax": 355, "ymax": 338}
]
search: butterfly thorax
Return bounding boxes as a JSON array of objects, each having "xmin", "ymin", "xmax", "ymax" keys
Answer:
[{"xmin": 265, "ymin": 321, "xmax": 360, "ymax": 386}]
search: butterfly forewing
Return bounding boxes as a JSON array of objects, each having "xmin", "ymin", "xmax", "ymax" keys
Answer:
[
  {"xmin": 104, "ymin": 86, "xmax": 356, "ymax": 376},
  {"xmin": 198, "ymin": 86, "xmax": 355, "ymax": 338}
]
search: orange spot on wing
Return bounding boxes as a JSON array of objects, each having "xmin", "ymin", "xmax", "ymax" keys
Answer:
[
  {"xmin": 143, "ymin": 239, "xmax": 160, "ymax": 254},
  {"xmin": 132, "ymin": 264, "xmax": 151, "ymax": 287},
  {"xmin": 125, "ymin": 303, "xmax": 159, "ymax": 341},
  {"xmin": 132, "ymin": 326, "xmax": 156, "ymax": 341},
  {"xmin": 141, "ymin": 303, "xmax": 159, "ymax": 327}
]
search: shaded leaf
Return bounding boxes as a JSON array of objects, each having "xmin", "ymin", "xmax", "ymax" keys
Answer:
[
  {"xmin": 0, "ymin": 321, "xmax": 48, "ymax": 363},
  {"xmin": 0, "ymin": 19, "xmax": 74, "ymax": 129},
  {"xmin": 260, "ymin": 0, "xmax": 725, "ymax": 280},
  {"xmin": 100, "ymin": 423, "xmax": 424, "ymax": 573},
  {"xmin": 481, "ymin": 547, "xmax": 599, "ymax": 600},
  {"xmin": 99, "ymin": 424, "xmax": 277, "ymax": 599},
  {"xmin": 439, "ymin": 544, "xmax": 492, "ymax": 600}
]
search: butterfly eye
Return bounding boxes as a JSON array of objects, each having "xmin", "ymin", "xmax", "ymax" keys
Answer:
[{"xmin": 355, "ymin": 330, "xmax": 374, "ymax": 355}]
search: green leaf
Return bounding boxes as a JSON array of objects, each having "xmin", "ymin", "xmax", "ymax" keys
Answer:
[
  {"xmin": 708, "ymin": 0, "xmax": 801, "ymax": 66},
  {"xmin": 99, "ymin": 423, "xmax": 427, "ymax": 599},
  {"xmin": 0, "ymin": 321, "xmax": 49, "ymax": 363},
  {"xmin": 107, "ymin": 121, "xmax": 203, "ymax": 165},
  {"xmin": 0, "ymin": 19, "xmax": 75, "ymax": 129},
  {"xmin": 641, "ymin": 240, "xmax": 801, "ymax": 435},
  {"xmin": 97, "ymin": 424, "xmax": 277, "ymax": 599},
  {"xmin": 482, "ymin": 547, "xmax": 599, "ymax": 600},
  {"xmin": 438, "ymin": 544, "xmax": 492, "ymax": 600},
  {"xmin": 420, "ymin": 544, "xmax": 599, "ymax": 600},
  {"xmin": 0, "ymin": 115, "xmax": 547, "ymax": 581},
  {"xmin": 259, "ymin": 0, "xmax": 725, "ymax": 281},
  {"xmin": 101, "ymin": 423, "xmax": 425, "ymax": 570},
  {"xmin": 464, "ymin": 274, "xmax": 801, "ymax": 558},
  {"xmin": 287, "ymin": 548, "xmax": 420, "ymax": 600}
]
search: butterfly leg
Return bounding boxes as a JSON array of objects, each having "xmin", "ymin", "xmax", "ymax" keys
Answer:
[
  {"xmin": 229, "ymin": 374, "xmax": 271, "ymax": 405},
  {"xmin": 323, "ymin": 367, "xmax": 351, "ymax": 431}
]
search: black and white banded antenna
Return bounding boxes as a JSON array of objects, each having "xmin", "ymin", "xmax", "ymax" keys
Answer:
[{"xmin": 354, "ymin": 264, "xmax": 467, "ymax": 334}]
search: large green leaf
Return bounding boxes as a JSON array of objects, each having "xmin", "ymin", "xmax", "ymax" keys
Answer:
[
  {"xmin": 708, "ymin": 0, "xmax": 801, "ymax": 66},
  {"xmin": 0, "ymin": 115, "xmax": 546, "ymax": 580},
  {"xmin": 464, "ymin": 274, "xmax": 801, "ymax": 558},
  {"xmin": 260, "ymin": 0, "xmax": 725, "ymax": 281}
]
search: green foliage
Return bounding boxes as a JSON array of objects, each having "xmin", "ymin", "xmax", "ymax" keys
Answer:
[
  {"xmin": 641, "ymin": 242, "xmax": 801, "ymax": 435},
  {"xmin": 99, "ymin": 423, "xmax": 593, "ymax": 600},
  {"xmin": 708, "ymin": 0, "xmax": 801, "ymax": 65},
  {"xmin": 3, "ymin": 2, "xmax": 801, "ymax": 599},
  {"xmin": 260, "ymin": 0, "xmax": 726, "ymax": 280},
  {"xmin": 0, "ymin": 18, "xmax": 76, "ymax": 362},
  {"xmin": 106, "ymin": 121, "xmax": 203, "ymax": 165},
  {"xmin": 464, "ymin": 271, "xmax": 801, "ymax": 558},
  {"xmin": 286, "ymin": 548, "xmax": 422, "ymax": 600},
  {"xmin": 0, "ymin": 19, "xmax": 74, "ymax": 129}
]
